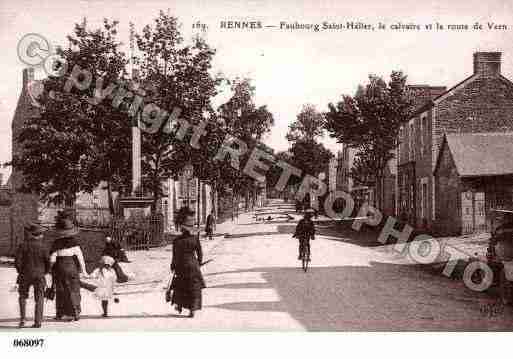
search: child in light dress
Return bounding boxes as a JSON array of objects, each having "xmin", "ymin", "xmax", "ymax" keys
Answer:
[{"xmin": 90, "ymin": 256, "xmax": 118, "ymax": 317}]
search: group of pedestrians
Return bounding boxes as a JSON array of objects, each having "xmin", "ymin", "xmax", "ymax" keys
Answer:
[
  {"xmin": 14, "ymin": 205, "xmax": 313, "ymax": 327},
  {"xmin": 14, "ymin": 211, "xmax": 132, "ymax": 328},
  {"xmin": 15, "ymin": 214, "xmax": 86, "ymax": 328},
  {"xmin": 14, "ymin": 208, "xmax": 215, "ymax": 327}
]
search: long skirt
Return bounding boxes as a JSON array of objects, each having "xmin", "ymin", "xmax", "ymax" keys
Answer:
[
  {"xmin": 113, "ymin": 262, "xmax": 129, "ymax": 283},
  {"xmin": 54, "ymin": 256, "xmax": 81, "ymax": 317},
  {"xmin": 171, "ymin": 273, "xmax": 205, "ymax": 311}
]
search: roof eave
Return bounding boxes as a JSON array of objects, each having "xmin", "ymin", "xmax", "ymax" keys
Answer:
[{"xmin": 460, "ymin": 172, "xmax": 513, "ymax": 178}]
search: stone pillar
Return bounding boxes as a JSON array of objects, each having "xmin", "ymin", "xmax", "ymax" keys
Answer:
[
  {"xmin": 132, "ymin": 125, "xmax": 141, "ymax": 195},
  {"xmin": 167, "ymin": 178, "xmax": 174, "ymax": 232}
]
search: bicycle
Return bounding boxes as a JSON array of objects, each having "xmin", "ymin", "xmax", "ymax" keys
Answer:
[{"xmin": 299, "ymin": 239, "xmax": 311, "ymax": 272}]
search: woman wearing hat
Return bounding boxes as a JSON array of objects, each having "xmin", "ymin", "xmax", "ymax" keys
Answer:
[
  {"xmin": 50, "ymin": 213, "xmax": 87, "ymax": 321},
  {"xmin": 169, "ymin": 208, "xmax": 206, "ymax": 318}
]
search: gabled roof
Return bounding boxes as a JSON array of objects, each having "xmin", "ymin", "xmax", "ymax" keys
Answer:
[
  {"xmin": 435, "ymin": 132, "xmax": 513, "ymax": 177},
  {"xmin": 409, "ymin": 74, "xmax": 513, "ymax": 118}
]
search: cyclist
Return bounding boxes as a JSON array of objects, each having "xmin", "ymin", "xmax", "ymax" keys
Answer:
[{"xmin": 293, "ymin": 208, "xmax": 315, "ymax": 261}]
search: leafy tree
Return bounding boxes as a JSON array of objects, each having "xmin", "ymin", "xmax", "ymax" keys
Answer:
[
  {"xmin": 286, "ymin": 104, "xmax": 325, "ymax": 143},
  {"xmin": 134, "ymin": 11, "xmax": 220, "ymax": 213},
  {"xmin": 280, "ymin": 103, "xmax": 332, "ymax": 207},
  {"xmin": 289, "ymin": 139, "xmax": 333, "ymax": 185},
  {"xmin": 324, "ymin": 71, "xmax": 413, "ymax": 209},
  {"xmin": 217, "ymin": 78, "xmax": 274, "ymax": 216},
  {"xmin": 10, "ymin": 19, "xmax": 131, "ymax": 211},
  {"xmin": 265, "ymin": 150, "xmax": 293, "ymax": 194}
]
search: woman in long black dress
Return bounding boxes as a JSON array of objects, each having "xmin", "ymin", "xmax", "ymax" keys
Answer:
[
  {"xmin": 170, "ymin": 208, "xmax": 206, "ymax": 318},
  {"xmin": 50, "ymin": 217, "xmax": 87, "ymax": 321}
]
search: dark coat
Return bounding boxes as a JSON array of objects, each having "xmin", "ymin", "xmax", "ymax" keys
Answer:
[
  {"xmin": 293, "ymin": 218, "xmax": 315, "ymax": 240},
  {"xmin": 103, "ymin": 240, "xmax": 129, "ymax": 263},
  {"xmin": 15, "ymin": 238, "xmax": 50, "ymax": 280},
  {"xmin": 170, "ymin": 231, "xmax": 206, "ymax": 310},
  {"xmin": 171, "ymin": 231, "xmax": 204, "ymax": 280},
  {"xmin": 206, "ymin": 214, "xmax": 214, "ymax": 229},
  {"xmin": 493, "ymin": 221, "xmax": 513, "ymax": 243}
]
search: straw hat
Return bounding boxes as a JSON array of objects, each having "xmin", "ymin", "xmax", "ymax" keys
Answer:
[{"xmin": 101, "ymin": 256, "xmax": 115, "ymax": 266}]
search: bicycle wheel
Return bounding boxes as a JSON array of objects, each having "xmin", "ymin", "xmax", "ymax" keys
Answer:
[{"xmin": 302, "ymin": 246, "xmax": 309, "ymax": 272}]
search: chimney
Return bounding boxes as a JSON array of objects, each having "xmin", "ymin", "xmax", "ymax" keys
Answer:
[
  {"xmin": 22, "ymin": 67, "xmax": 35, "ymax": 89},
  {"xmin": 473, "ymin": 52, "xmax": 501, "ymax": 77}
]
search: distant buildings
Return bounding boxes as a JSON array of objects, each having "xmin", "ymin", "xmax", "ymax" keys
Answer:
[{"xmin": 335, "ymin": 144, "xmax": 374, "ymax": 210}]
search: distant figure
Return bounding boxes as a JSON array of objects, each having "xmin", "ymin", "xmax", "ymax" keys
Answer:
[
  {"xmin": 170, "ymin": 208, "xmax": 206, "ymax": 318},
  {"xmin": 205, "ymin": 210, "xmax": 215, "ymax": 241},
  {"xmin": 15, "ymin": 221, "xmax": 50, "ymax": 328}
]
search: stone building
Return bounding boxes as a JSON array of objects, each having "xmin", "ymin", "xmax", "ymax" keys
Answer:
[
  {"xmin": 1, "ymin": 68, "xmax": 40, "ymax": 255},
  {"xmin": 397, "ymin": 52, "xmax": 513, "ymax": 233},
  {"xmin": 335, "ymin": 143, "xmax": 395, "ymax": 214},
  {"xmin": 434, "ymin": 133, "xmax": 513, "ymax": 235}
]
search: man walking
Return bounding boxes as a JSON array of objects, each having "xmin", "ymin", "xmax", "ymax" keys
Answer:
[{"xmin": 15, "ymin": 221, "xmax": 50, "ymax": 328}]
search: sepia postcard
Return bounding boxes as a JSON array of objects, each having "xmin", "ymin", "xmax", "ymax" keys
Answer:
[{"xmin": 1, "ymin": 0, "xmax": 513, "ymax": 357}]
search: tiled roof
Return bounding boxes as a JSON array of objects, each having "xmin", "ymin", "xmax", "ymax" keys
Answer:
[{"xmin": 445, "ymin": 132, "xmax": 513, "ymax": 177}]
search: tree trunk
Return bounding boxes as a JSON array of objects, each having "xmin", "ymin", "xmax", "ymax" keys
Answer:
[
  {"xmin": 107, "ymin": 181, "xmax": 115, "ymax": 216},
  {"xmin": 152, "ymin": 180, "xmax": 160, "ymax": 215},
  {"xmin": 197, "ymin": 179, "xmax": 201, "ymax": 228},
  {"xmin": 211, "ymin": 181, "xmax": 217, "ymax": 232},
  {"xmin": 231, "ymin": 191, "xmax": 235, "ymax": 221}
]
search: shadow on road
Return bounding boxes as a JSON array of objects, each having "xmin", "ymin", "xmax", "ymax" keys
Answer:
[
  {"xmin": 226, "ymin": 231, "xmax": 281, "ymax": 239},
  {"xmin": 205, "ymin": 261, "xmax": 510, "ymax": 331},
  {"xmin": 277, "ymin": 222, "xmax": 386, "ymax": 247}
]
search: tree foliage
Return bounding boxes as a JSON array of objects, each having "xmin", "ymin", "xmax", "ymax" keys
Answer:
[
  {"xmin": 134, "ymin": 11, "xmax": 221, "ymax": 211},
  {"xmin": 283, "ymin": 104, "xmax": 333, "ymax": 191},
  {"xmin": 10, "ymin": 19, "xmax": 131, "ymax": 210},
  {"xmin": 286, "ymin": 104, "xmax": 324, "ymax": 143},
  {"xmin": 324, "ymin": 71, "xmax": 413, "ymax": 187},
  {"xmin": 289, "ymin": 139, "xmax": 333, "ymax": 186},
  {"xmin": 216, "ymin": 78, "xmax": 274, "ymax": 205}
]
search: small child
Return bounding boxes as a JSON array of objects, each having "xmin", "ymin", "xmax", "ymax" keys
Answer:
[{"xmin": 90, "ymin": 256, "xmax": 118, "ymax": 317}]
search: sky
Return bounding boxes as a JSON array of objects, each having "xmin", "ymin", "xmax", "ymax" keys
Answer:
[{"xmin": 1, "ymin": 0, "xmax": 513, "ymax": 182}]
